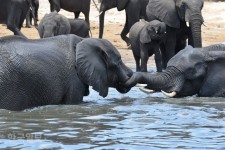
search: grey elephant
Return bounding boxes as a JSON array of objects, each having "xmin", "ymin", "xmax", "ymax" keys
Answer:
[
  {"xmin": 146, "ymin": 0, "xmax": 204, "ymax": 68},
  {"xmin": 0, "ymin": 35, "xmax": 133, "ymax": 111},
  {"xmin": 129, "ymin": 20, "xmax": 166, "ymax": 72},
  {"xmin": 125, "ymin": 44, "xmax": 225, "ymax": 98},
  {"xmin": 48, "ymin": 0, "xmax": 91, "ymax": 25},
  {"xmin": 38, "ymin": 12, "xmax": 89, "ymax": 38},
  {"xmin": 0, "ymin": 0, "xmax": 32, "ymax": 36},
  {"xmin": 69, "ymin": 19, "xmax": 90, "ymax": 38},
  {"xmin": 99, "ymin": 0, "xmax": 149, "ymax": 46}
]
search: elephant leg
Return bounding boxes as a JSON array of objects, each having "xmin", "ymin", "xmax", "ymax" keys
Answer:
[
  {"xmin": 160, "ymin": 43, "xmax": 167, "ymax": 69},
  {"xmin": 154, "ymin": 45, "xmax": 162, "ymax": 72},
  {"xmin": 25, "ymin": 11, "xmax": 32, "ymax": 28},
  {"xmin": 164, "ymin": 27, "xmax": 176, "ymax": 67},
  {"xmin": 74, "ymin": 12, "xmax": 80, "ymax": 19},
  {"xmin": 121, "ymin": 13, "xmax": 130, "ymax": 47},
  {"xmin": 140, "ymin": 44, "xmax": 149, "ymax": 72},
  {"xmin": 134, "ymin": 54, "xmax": 141, "ymax": 72}
]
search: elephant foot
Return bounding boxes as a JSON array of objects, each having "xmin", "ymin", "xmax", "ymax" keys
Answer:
[
  {"xmin": 127, "ymin": 44, "xmax": 131, "ymax": 49},
  {"xmin": 25, "ymin": 24, "xmax": 32, "ymax": 28}
]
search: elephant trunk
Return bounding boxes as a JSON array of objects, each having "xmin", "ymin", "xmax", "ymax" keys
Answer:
[
  {"xmin": 138, "ymin": 67, "xmax": 184, "ymax": 93},
  {"xmin": 190, "ymin": 13, "xmax": 203, "ymax": 48},
  {"xmin": 99, "ymin": 11, "xmax": 105, "ymax": 38}
]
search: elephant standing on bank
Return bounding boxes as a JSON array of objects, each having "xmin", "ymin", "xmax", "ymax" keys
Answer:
[
  {"xmin": 99, "ymin": 0, "xmax": 149, "ymax": 46},
  {"xmin": 0, "ymin": 35, "xmax": 133, "ymax": 111},
  {"xmin": 48, "ymin": 0, "xmax": 91, "ymax": 25},
  {"xmin": 129, "ymin": 20, "xmax": 166, "ymax": 72},
  {"xmin": 146, "ymin": 0, "xmax": 204, "ymax": 68},
  {"xmin": 125, "ymin": 44, "xmax": 225, "ymax": 98},
  {"xmin": 38, "ymin": 12, "xmax": 89, "ymax": 38},
  {"xmin": 0, "ymin": 0, "xmax": 32, "ymax": 36}
]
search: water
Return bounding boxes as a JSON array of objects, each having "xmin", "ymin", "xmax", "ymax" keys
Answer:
[{"xmin": 0, "ymin": 86, "xmax": 225, "ymax": 150}]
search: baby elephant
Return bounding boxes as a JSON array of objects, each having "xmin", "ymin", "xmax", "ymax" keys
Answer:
[
  {"xmin": 38, "ymin": 11, "xmax": 89, "ymax": 38},
  {"xmin": 129, "ymin": 20, "xmax": 166, "ymax": 72}
]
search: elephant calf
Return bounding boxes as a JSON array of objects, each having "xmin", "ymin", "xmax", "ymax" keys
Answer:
[
  {"xmin": 38, "ymin": 11, "xmax": 89, "ymax": 38},
  {"xmin": 129, "ymin": 20, "xmax": 166, "ymax": 72}
]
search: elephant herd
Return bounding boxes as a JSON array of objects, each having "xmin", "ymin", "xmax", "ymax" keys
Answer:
[{"xmin": 0, "ymin": 0, "xmax": 225, "ymax": 110}]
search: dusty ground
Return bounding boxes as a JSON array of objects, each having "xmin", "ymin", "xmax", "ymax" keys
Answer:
[{"xmin": 0, "ymin": 1, "xmax": 225, "ymax": 68}]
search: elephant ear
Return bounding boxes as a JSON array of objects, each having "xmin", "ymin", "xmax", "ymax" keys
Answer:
[
  {"xmin": 76, "ymin": 39, "xmax": 111, "ymax": 97},
  {"xmin": 117, "ymin": 0, "xmax": 129, "ymax": 11},
  {"xmin": 147, "ymin": 0, "xmax": 180, "ymax": 28},
  {"xmin": 140, "ymin": 26, "xmax": 151, "ymax": 43}
]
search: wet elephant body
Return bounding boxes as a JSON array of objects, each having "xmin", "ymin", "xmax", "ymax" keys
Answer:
[
  {"xmin": 125, "ymin": 44, "xmax": 225, "ymax": 98},
  {"xmin": 0, "ymin": 35, "xmax": 132, "ymax": 110}
]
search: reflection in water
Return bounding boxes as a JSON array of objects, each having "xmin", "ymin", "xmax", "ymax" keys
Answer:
[{"xmin": 0, "ymin": 87, "xmax": 225, "ymax": 149}]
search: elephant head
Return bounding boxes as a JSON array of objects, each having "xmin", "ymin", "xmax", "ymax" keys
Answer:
[
  {"xmin": 140, "ymin": 20, "xmax": 166, "ymax": 44},
  {"xmin": 99, "ymin": 0, "xmax": 129, "ymax": 38},
  {"xmin": 146, "ymin": 0, "xmax": 204, "ymax": 47},
  {"xmin": 76, "ymin": 38, "xmax": 133, "ymax": 97},
  {"xmin": 125, "ymin": 44, "xmax": 225, "ymax": 97},
  {"xmin": 38, "ymin": 11, "xmax": 71, "ymax": 38}
]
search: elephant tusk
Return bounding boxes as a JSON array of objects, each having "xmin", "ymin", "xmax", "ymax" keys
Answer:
[
  {"xmin": 161, "ymin": 90, "xmax": 176, "ymax": 98},
  {"xmin": 186, "ymin": 22, "xmax": 189, "ymax": 27},
  {"xmin": 203, "ymin": 22, "xmax": 208, "ymax": 27},
  {"xmin": 136, "ymin": 83, "xmax": 147, "ymax": 87},
  {"xmin": 139, "ymin": 87, "xmax": 155, "ymax": 94},
  {"xmin": 96, "ymin": 11, "xmax": 103, "ymax": 17}
]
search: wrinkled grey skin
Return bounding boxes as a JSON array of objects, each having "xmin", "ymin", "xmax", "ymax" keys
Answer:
[
  {"xmin": 0, "ymin": 0, "xmax": 31, "ymax": 37},
  {"xmin": 26, "ymin": 0, "xmax": 39, "ymax": 28},
  {"xmin": 0, "ymin": 35, "xmax": 133, "ymax": 111},
  {"xmin": 125, "ymin": 44, "xmax": 225, "ymax": 97},
  {"xmin": 129, "ymin": 20, "xmax": 166, "ymax": 72},
  {"xmin": 99, "ymin": 0, "xmax": 149, "ymax": 46},
  {"xmin": 48, "ymin": 0, "xmax": 91, "ymax": 25},
  {"xmin": 69, "ymin": 19, "xmax": 90, "ymax": 38},
  {"xmin": 146, "ymin": 0, "xmax": 204, "ymax": 68},
  {"xmin": 38, "ymin": 12, "xmax": 71, "ymax": 38}
]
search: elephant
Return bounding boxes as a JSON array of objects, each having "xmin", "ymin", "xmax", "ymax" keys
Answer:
[
  {"xmin": 0, "ymin": 0, "xmax": 32, "ymax": 36},
  {"xmin": 48, "ymin": 0, "xmax": 91, "ymax": 25},
  {"xmin": 146, "ymin": 0, "xmax": 204, "ymax": 68},
  {"xmin": 69, "ymin": 19, "xmax": 90, "ymax": 38},
  {"xmin": 38, "ymin": 12, "xmax": 89, "ymax": 38},
  {"xmin": 125, "ymin": 44, "xmax": 225, "ymax": 98},
  {"xmin": 26, "ymin": 0, "xmax": 39, "ymax": 28},
  {"xmin": 0, "ymin": 35, "xmax": 133, "ymax": 111},
  {"xmin": 129, "ymin": 20, "xmax": 166, "ymax": 72},
  {"xmin": 99, "ymin": 0, "xmax": 149, "ymax": 46}
]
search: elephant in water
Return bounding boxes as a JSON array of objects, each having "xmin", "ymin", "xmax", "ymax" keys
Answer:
[
  {"xmin": 125, "ymin": 44, "xmax": 225, "ymax": 98},
  {"xmin": 0, "ymin": 35, "xmax": 133, "ymax": 111},
  {"xmin": 38, "ymin": 12, "xmax": 89, "ymax": 38}
]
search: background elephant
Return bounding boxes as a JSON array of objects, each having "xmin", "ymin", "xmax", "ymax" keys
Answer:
[
  {"xmin": 0, "ymin": 35, "xmax": 133, "ymax": 111},
  {"xmin": 129, "ymin": 20, "xmax": 166, "ymax": 72},
  {"xmin": 125, "ymin": 44, "xmax": 225, "ymax": 98},
  {"xmin": 146, "ymin": 0, "xmax": 204, "ymax": 68},
  {"xmin": 69, "ymin": 19, "xmax": 90, "ymax": 38},
  {"xmin": 99, "ymin": 0, "xmax": 149, "ymax": 46},
  {"xmin": 26, "ymin": 0, "xmax": 39, "ymax": 28},
  {"xmin": 0, "ymin": 0, "xmax": 32, "ymax": 36},
  {"xmin": 48, "ymin": 0, "xmax": 91, "ymax": 25},
  {"xmin": 38, "ymin": 11, "xmax": 71, "ymax": 38}
]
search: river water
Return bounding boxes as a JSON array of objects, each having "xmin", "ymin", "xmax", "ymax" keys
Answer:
[{"xmin": 0, "ymin": 86, "xmax": 225, "ymax": 149}]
